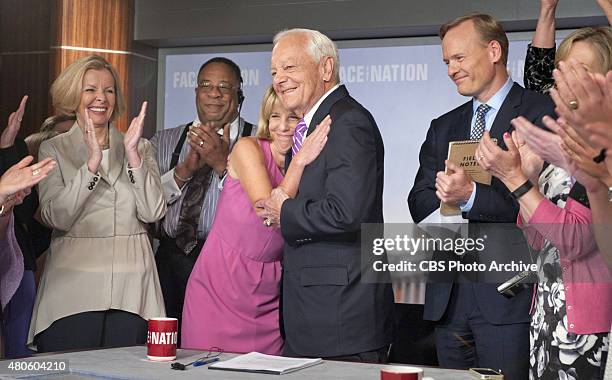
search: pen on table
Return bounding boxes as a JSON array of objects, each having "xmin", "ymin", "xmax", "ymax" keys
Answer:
[{"xmin": 193, "ymin": 357, "xmax": 220, "ymax": 367}]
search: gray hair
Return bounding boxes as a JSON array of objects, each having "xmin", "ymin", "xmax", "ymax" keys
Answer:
[{"xmin": 273, "ymin": 28, "xmax": 340, "ymax": 83}]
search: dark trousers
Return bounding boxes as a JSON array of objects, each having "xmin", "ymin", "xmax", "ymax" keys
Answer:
[
  {"xmin": 155, "ymin": 238, "xmax": 203, "ymax": 343},
  {"xmin": 1, "ymin": 270, "xmax": 35, "ymax": 358},
  {"xmin": 283, "ymin": 344, "xmax": 390, "ymax": 364},
  {"xmin": 434, "ymin": 284, "xmax": 529, "ymax": 380},
  {"xmin": 35, "ymin": 309, "xmax": 147, "ymax": 353}
]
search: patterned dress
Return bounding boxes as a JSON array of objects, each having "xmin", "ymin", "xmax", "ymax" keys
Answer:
[
  {"xmin": 529, "ymin": 165, "xmax": 609, "ymax": 380},
  {"xmin": 524, "ymin": 44, "xmax": 556, "ymax": 93}
]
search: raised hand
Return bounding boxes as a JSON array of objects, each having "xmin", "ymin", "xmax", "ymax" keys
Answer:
[
  {"xmin": 186, "ymin": 122, "xmax": 230, "ymax": 175},
  {"xmin": 84, "ymin": 110, "xmax": 102, "ymax": 173},
  {"xmin": 0, "ymin": 95, "xmax": 28, "ymax": 148},
  {"xmin": 124, "ymin": 101, "xmax": 147, "ymax": 168},
  {"xmin": 0, "ymin": 156, "xmax": 55, "ymax": 203},
  {"xmin": 583, "ymin": 72, "xmax": 612, "ymax": 149},
  {"xmin": 476, "ymin": 131, "xmax": 524, "ymax": 186},
  {"xmin": 511, "ymin": 129, "xmax": 544, "ymax": 183},
  {"xmin": 556, "ymin": 117, "xmax": 612, "ymax": 184},
  {"xmin": 294, "ymin": 115, "xmax": 331, "ymax": 167},
  {"xmin": 549, "ymin": 60, "xmax": 612, "ymax": 144},
  {"xmin": 596, "ymin": 0, "xmax": 612, "ymax": 24},
  {"xmin": 511, "ymin": 116, "xmax": 572, "ymax": 171},
  {"xmin": 541, "ymin": 0, "xmax": 560, "ymax": 9}
]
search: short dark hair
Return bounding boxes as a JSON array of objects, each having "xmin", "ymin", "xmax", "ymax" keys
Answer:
[
  {"xmin": 439, "ymin": 12, "xmax": 509, "ymax": 65},
  {"xmin": 197, "ymin": 57, "xmax": 243, "ymax": 85}
]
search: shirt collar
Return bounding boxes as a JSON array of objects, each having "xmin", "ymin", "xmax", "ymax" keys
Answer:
[
  {"xmin": 303, "ymin": 84, "xmax": 340, "ymax": 127},
  {"xmin": 473, "ymin": 77, "xmax": 513, "ymax": 113},
  {"xmin": 192, "ymin": 115, "xmax": 241, "ymax": 141}
]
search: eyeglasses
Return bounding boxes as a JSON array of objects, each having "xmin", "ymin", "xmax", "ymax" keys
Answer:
[
  {"xmin": 171, "ymin": 346, "xmax": 224, "ymax": 370},
  {"xmin": 197, "ymin": 81, "xmax": 236, "ymax": 95}
]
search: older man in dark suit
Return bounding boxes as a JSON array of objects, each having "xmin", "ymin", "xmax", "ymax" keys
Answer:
[
  {"xmin": 408, "ymin": 13, "xmax": 555, "ymax": 379},
  {"xmin": 258, "ymin": 28, "xmax": 394, "ymax": 362}
]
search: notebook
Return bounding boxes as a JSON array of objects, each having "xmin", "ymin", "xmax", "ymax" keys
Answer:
[
  {"xmin": 208, "ymin": 352, "xmax": 323, "ymax": 375},
  {"xmin": 440, "ymin": 139, "xmax": 495, "ymax": 216}
]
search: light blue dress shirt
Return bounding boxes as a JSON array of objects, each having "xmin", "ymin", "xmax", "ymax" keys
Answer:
[{"xmin": 460, "ymin": 77, "xmax": 514, "ymax": 212}]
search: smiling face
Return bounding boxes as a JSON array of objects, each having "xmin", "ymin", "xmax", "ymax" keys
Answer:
[
  {"xmin": 271, "ymin": 33, "xmax": 329, "ymax": 116},
  {"xmin": 442, "ymin": 20, "xmax": 503, "ymax": 102},
  {"xmin": 268, "ymin": 100, "xmax": 300, "ymax": 153},
  {"xmin": 77, "ymin": 68, "xmax": 116, "ymax": 128},
  {"xmin": 195, "ymin": 62, "xmax": 239, "ymax": 127}
]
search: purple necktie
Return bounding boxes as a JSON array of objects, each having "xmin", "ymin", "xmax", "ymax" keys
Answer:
[{"xmin": 292, "ymin": 118, "xmax": 308, "ymax": 156}]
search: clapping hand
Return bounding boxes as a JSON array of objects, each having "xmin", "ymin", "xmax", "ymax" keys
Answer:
[
  {"xmin": 549, "ymin": 60, "xmax": 612, "ymax": 146},
  {"xmin": 511, "ymin": 128, "xmax": 544, "ymax": 184},
  {"xmin": 511, "ymin": 116, "xmax": 572, "ymax": 172},
  {"xmin": 476, "ymin": 131, "xmax": 524, "ymax": 186},
  {"xmin": 84, "ymin": 110, "xmax": 102, "ymax": 173},
  {"xmin": 187, "ymin": 122, "xmax": 231, "ymax": 175},
  {"xmin": 124, "ymin": 101, "xmax": 147, "ymax": 168},
  {"xmin": 1, "ymin": 95, "xmax": 28, "ymax": 149},
  {"xmin": 0, "ymin": 156, "xmax": 55, "ymax": 205},
  {"xmin": 556, "ymin": 117, "xmax": 612, "ymax": 186},
  {"xmin": 582, "ymin": 72, "xmax": 612, "ymax": 149}
]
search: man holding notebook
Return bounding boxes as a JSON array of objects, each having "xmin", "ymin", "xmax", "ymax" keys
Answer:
[{"xmin": 407, "ymin": 13, "xmax": 553, "ymax": 379}]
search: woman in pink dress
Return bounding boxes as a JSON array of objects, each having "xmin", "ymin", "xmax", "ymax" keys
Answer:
[{"xmin": 181, "ymin": 87, "xmax": 330, "ymax": 354}]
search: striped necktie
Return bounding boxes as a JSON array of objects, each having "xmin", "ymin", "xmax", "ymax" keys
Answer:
[
  {"xmin": 471, "ymin": 104, "xmax": 491, "ymax": 140},
  {"xmin": 292, "ymin": 118, "xmax": 308, "ymax": 156}
]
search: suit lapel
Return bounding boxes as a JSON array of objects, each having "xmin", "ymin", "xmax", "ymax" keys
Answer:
[
  {"xmin": 284, "ymin": 85, "xmax": 349, "ymax": 169},
  {"xmin": 307, "ymin": 85, "xmax": 349, "ymax": 135},
  {"xmin": 450, "ymin": 101, "xmax": 473, "ymax": 142},
  {"xmin": 489, "ymin": 83, "xmax": 522, "ymax": 143},
  {"xmin": 63, "ymin": 122, "xmax": 89, "ymax": 170}
]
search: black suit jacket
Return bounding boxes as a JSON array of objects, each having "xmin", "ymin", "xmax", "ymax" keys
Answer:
[
  {"xmin": 407, "ymin": 83, "xmax": 555, "ymax": 324},
  {"xmin": 280, "ymin": 85, "xmax": 394, "ymax": 357}
]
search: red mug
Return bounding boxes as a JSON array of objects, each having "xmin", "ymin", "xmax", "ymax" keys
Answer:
[
  {"xmin": 381, "ymin": 366, "xmax": 423, "ymax": 380},
  {"xmin": 147, "ymin": 317, "xmax": 178, "ymax": 361}
]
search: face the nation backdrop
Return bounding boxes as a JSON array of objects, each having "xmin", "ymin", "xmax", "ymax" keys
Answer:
[{"xmin": 159, "ymin": 37, "xmax": 531, "ymax": 223}]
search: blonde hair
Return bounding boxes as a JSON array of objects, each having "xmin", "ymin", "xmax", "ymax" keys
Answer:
[
  {"xmin": 273, "ymin": 28, "xmax": 340, "ymax": 83},
  {"xmin": 556, "ymin": 26, "xmax": 612, "ymax": 73},
  {"xmin": 40, "ymin": 114, "xmax": 76, "ymax": 132},
  {"xmin": 256, "ymin": 86, "xmax": 279, "ymax": 140},
  {"xmin": 439, "ymin": 12, "xmax": 509, "ymax": 65},
  {"xmin": 50, "ymin": 55, "xmax": 125, "ymax": 122}
]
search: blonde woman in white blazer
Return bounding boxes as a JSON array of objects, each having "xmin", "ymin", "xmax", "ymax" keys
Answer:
[{"xmin": 28, "ymin": 55, "xmax": 166, "ymax": 352}]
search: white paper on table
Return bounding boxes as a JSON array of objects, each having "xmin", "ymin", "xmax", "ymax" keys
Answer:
[{"xmin": 208, "ymin": 352, "xmax": 323, "ymax": 375}]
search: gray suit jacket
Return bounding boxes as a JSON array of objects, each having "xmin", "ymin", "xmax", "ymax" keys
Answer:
[{"xmin": 29, "ymin": 123, "xmax": 166, "ymax": 346}]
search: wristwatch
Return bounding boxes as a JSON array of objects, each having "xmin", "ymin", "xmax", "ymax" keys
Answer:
[
  {"xmin": 608, "ymin": 186, "xmax": 612, "ymax": 202},
  {"xmin": 510, "ymin": 180, "xmax": 534, "ymax": 200}
]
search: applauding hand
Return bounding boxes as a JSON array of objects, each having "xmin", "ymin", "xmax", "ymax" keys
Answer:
[
  {"xmin": 1, "ymin": 95, "xmax": 28, "ymax": 149},
  {"xmin": 124, "ymin": 102, "xmax": 148, "ymax": 168},
  {"xmin": 0, "ymin": 156, "xmax": 55, "ymax": 204}
]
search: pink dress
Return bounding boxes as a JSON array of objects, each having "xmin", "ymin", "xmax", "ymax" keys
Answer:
[{"xmin": 181, "ymin": 139, "xmax": 284, "ymax": 354}]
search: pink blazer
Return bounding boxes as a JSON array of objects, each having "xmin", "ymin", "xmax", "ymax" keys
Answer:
[{"xmin": 519, "ymin": 197, "xmax": 612, "ymax": 334}]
